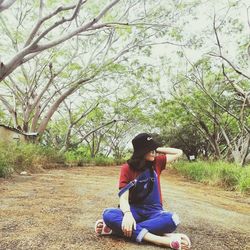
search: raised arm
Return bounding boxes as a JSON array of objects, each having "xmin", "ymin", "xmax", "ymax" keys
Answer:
[{"xmin": 156, "ymin": 147, "xmax": 183, "ymax": 163}]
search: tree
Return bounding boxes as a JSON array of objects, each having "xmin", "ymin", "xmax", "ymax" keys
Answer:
[
  {"xmin": 152, "ymin": 98, "xmax": 211, "ymax": 160},
  {"xmin": 155, "ymin": 1, "xmax": 250, "ymax": 166},
  {"xmin": 0, "ymin": 0, "xmax": 188, "ymax": 137},
  {"xmin": 207, "ymin": 13, "xmax": 250, "ymax": 166}
]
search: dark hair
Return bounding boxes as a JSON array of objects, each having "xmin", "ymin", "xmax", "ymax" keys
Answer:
[{"xmin": 127, "ymin": 156, "xmax": 154, "ymax": 171}]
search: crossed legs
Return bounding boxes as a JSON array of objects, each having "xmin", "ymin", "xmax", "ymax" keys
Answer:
[{"xmin": 95, "ymin": 207, "xmax": 191, "ymax": 249}]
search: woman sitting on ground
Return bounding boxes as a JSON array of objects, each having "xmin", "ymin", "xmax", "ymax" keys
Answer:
[{"xmin": 95, "ymin": 133, "xmax": 191, "ymax": 250}]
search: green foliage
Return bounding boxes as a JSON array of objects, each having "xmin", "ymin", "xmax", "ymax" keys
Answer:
[
  {"xmin": 0, "ymin": 142, "xmax": 65, "ymax": 177},
  {"xmin": 152, "ymin": 98, "xmax": 208, "ymax": 158},
  {"xmin": 46, "ymin": 0, "xmax": 72, "ymax": 7},
  {"xmin": 114, "ymin": 158, "xmax": 127, "ymax": 165},
  {"xmin": 0, "ymin": 108, "xmax": 6, "ymax": 122},
  {"xmin": 13, "ymin": 30, "xmax": 24, "ymax": 43},
  {"xmin": 153, "ymin": 54, "xmax": 249, "ymax": 163},
  {"xmin": 94, "ymin": 156, "xmax": 115, "ymax": 166},
  {"xmin": 0, "ymin": 154, "xmax": 12, "ymax": 178},
  {"xmin": 68, "ymin": 63, "xmax": 82, "ymax": 71},
  {"xmin": 65, "ymin": 148, "xmax": 124, "ymax": 166},
  {"xmin": 116, "ymin": 26, "xmax": 132, "ymax": 39},
  {"xmin": 86, "ymin": 1, "xmax": 106, "ymax": 16},
  {"xmin": 65, "ymin": 146, "xmax": 91, "ymax": 165},
  {"xmin": 172, "ymin": 160, "xmax": 250, "ymax": 194},
  {"xmin": 64, "ymin": 146, "xmax": 126, "ymax": 166},
  {"xmin": 106, "ymin": 62, "xmax": 127, "ymax": 73},
  {"xmin": 65, "ymin": 146, "xmax": 124, "ymax": 166},
  {"xmin": 169, "ymin": 27, "xmax": 183, "ymax": 41}
]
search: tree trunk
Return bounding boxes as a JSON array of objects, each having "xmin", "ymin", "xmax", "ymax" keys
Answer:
[{"xmin": 231, "ymin": 134, "xmax": 250, "ymax": 166}]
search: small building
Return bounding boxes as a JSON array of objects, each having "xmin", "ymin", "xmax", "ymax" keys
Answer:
[{"xmin": 0, "ymin": 124, "xmax": 38, "ymax": 143}]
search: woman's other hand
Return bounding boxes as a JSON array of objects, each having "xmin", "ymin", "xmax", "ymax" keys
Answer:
[{"xmin": 121, "ymin": 211, "xmax": 136, "ymax": 237}]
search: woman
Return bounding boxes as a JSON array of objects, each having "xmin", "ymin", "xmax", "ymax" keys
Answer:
[{"xmin": 95, "ymin": 133, "xmax": 191, "ymax": 250}]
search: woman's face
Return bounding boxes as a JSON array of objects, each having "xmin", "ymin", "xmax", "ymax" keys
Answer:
[{"xmin": 144, "ymin": 150, "xmax": 156, "ymax": 161}]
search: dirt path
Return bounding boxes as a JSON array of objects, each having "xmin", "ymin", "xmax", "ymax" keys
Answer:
[{"xmin": 0, "ymin": 166, "xmax": 249, "ymax": 250}]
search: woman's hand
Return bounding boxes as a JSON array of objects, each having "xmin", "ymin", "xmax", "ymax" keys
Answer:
[{"xmin": 121, "ymin": 211, "xmax": 136, "ymax": 237}]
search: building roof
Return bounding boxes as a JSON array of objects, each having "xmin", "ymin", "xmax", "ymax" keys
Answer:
[{"xmin": 0, "ymin": 124, "xmax": 38, "ymax": 136}]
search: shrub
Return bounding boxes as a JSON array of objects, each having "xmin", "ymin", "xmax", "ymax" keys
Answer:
[
  {"xmin": 65, "ymin": 146, "xmax": 92, "ymax": 166},
  {"xmin": 65, "ymin": 147, "xmax": 126, "ymax": 166},
  {"xmin": 94, "ymin": 156, "xmax": 115, "ymax": 166},
  {"xmin": 0, "ymin": 155, "xmax": 12, "ymax": 177},
  {"xmin": 0, "ymin": 142, "xmax": 65, "ymax": 176},
  {"xmin": 65, "ymin": 151, "xmax": 92, "ymax": 166},
  {"xmin": 114, "ymin": 158, "xmax": 126, "ymax": 165}
]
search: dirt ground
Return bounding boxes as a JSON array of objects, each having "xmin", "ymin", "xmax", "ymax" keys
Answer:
[{"xmin": 0, "ymin": 166, "xmax": 250, "ymax": 250}]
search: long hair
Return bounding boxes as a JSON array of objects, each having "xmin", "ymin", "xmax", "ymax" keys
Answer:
[{"xmin": 127, "ymin": 155, "xmax": 154, "ymax": 171}]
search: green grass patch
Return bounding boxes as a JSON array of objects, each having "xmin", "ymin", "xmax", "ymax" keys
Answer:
[{"xmin": 171, "ymin": 160, "xmax": 250, "ymax": 194}]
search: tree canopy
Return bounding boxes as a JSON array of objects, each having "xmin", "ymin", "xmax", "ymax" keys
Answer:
[{"xmin": 0, "ymin": 0, "xmax": 249, "ymax": 165}]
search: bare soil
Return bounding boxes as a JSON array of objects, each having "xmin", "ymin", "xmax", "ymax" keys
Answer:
[{"xmin": 0, "ymin": 166, "xmax": 249, "ymax": 250}]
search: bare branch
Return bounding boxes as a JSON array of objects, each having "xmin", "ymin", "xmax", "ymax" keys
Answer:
[
  {"xmin": 30, "ymin": 0, "xmax": 84, "ymax": 46},
  {"xmin": 0, "ymin": 0, "xmax": 16, "ymax": 12},
  {"xmin": 194, "ymin": 73, "xmax": 250, "ymax": 133},
  {"xmin": 36, "ymin": 0, "xmax": 120, "ymax": 51},
  {"xmin": 101, "ymin": 21, "xmax": 172, "ymax": 28},
  {"xmin": 3, "ymin": 78, "xmax": 23, "ymax": 103},
  {"xmin": 210, "ymin": 14, "xmax": 250, "ymax": 107},
  {"xmin": 213, "ymin": 14, "xmax": 222, "ymax": 54},
  {"xmin": 0, "ymin": 0, "xmax": 120, "ymax": 82},
  {"xmin": 30, "ymin": 64, "xmax": 55, "ymax": 114},
  {"xmin": 247, "ymin": 6, "xmax": 250, "ymax": 29},
  {"xmin": 39, "ymin": 0, "xmax": 44, "ymax": 19},
  {"xmin": 209, "ymin": 53, "xmax": 250, "ymax": 80},
  {"xmin": 24, "ymin": 1, "xmax": 85, "ymax": 47},
  {"xmin": 37, "ymin": 75, "xmax": 95, "ymax": 134},
  {"xmin": 75, "ymin": 119, "xmax": 125, "ymax": 146},
  {"xmin": 73, "ymin": 103, "xmax": 100, "ymax": 127},
  {"xmin": 0, "ymin": 15, "xmax": 18, "ymax": 49},
  {"xmin": 0, "ymin": 94, "xmax": 13, "ymax": 112}
]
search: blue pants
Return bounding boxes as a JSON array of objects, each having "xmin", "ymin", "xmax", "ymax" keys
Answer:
[{"xmin": 103, "ymin": 204, "xmax": 180, "ymax": 243}]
